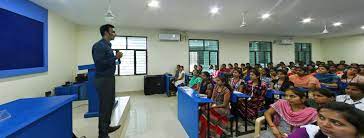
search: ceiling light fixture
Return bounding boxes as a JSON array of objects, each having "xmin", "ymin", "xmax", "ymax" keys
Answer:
[
  {"xmin": 240, "ymin": 11, "xmax": 247, "ymax": 27},
  {"xmin": 261, "ymin": 13, "xmax": 271, "ymax": 20},
  {"xmin": 301, "ymin": 17, "xmax": 313, "ymax": 24},
  {"xmin": 322, "ymin": 24, "xmax": 329, "ymax": 34},
  {"xmin": 104, "ymin": 0, "xmax": 115, "ymax": 23},
  {"xmin": 210, "ymin": 6, "xmax": 220, "ymax": 15},
  {"xmin": 333, "ymin": 22, "xmax": 342, "ymax": 27},
  {"xmin": 147, "ymin": 0, "xmax": 160, "ymax": 8}
]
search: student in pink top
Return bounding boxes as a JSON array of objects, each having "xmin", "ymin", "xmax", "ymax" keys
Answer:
[
  {"xmin": 340, "ymin": 66, "xmax": 364, "ymax": 84},
  {"xmin": 289, "ymin": 67, "xmax": 320, "ymax": 89},
  {"xmin": 212, "ymin": 65, "xmax": 220, "ymax": 78}
]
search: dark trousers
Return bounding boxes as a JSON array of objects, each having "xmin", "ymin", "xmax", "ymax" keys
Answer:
[{"xmin": 94, "ymin": 76, "xmax": 115, "ymax": 138}]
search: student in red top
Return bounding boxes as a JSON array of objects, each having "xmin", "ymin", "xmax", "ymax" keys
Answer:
[
  {"xmin": 228, "ymin": 64, "xmax": 234, "ymax": 74},
  {"xmin": 219, "ymin": 64, "xmax": 230, "ymax": 73},
  {"xmin": 289, "ymin": 66, "xmax": 320, "ymax": 89},
  {"xmin": 336, "ymin": 64, "xmax": 346, "ymax": 77},
  {"xmin": 288, "ymin": 66, "xmax": 297, "ymax": 77}
]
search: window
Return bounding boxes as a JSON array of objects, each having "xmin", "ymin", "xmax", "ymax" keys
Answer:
[
  {"xmin": 189, "ymin": 39, "xmax": 219, "ymax": 71},
  {"xmin": 295, "ymin": 43, "xmax": 312, "ymax": 65},
  {"xmin": 249, "ymin": 41, "xmax": 272, "ymax": 67},
  {"xmin": 111, "ymin": 36, "xmax": 147, "ymax": 75}
]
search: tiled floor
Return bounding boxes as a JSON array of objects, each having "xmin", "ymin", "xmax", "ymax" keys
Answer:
[{"xmin": 73, "ymin": 91, "xmax": 255, "ymax": 138}]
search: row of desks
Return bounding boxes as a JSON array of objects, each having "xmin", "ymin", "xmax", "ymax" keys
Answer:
[{"xmin": 177, "ymin": 86, "xmax": 285, "ymax": 138}]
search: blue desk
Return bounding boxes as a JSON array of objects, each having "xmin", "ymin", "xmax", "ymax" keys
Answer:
[
  {"xmin": 55, "ymin": 82, "xmax": 87, "ymax": 100},
  {"xmin": 178, "ymin": 87, "xmax": 213, "ymax": 138},
  {"xmin": 272, "ymin": 90, "xmax": 286, "ymax": 99},
  {"xmin": 164, "ymin": 74, "xmax": 174, "ymax": 97},
  {"xmin": 0, "ymin": 95, "xmax": 77, "ymax": 138},
  {"xmin": 78, "ymin": 64, "xmax": 99, "ymax": 118},
  {"xmin": 231, "ymin": 91, "xmax": 251, "ymax": 136},
  {"xmin": 267, "ymin": 89, "xmax": 285, "ymax": 99}
]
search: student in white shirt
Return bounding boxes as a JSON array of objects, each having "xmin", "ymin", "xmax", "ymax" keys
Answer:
[
  {"xmin": 336, "ymin": 83, "xmax": 364, "ymax": 111},
  {"xmin": 173, "ymin": 66, "xmax": 185, "ymax": 89}
]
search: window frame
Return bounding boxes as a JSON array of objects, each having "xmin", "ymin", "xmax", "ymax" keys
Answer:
[
  {"xmin": 295, "ymin": 43, "xmax": 312, "ymax": 65},
  {"xmin": 188, "ymin": 39, "xmax": 219, "ymax": 72},
  {"xmin": 112, "ymin": 35, "xmax": 148, "ymax": 76},
  {"xmin": 249, "ymin": 41, "xmax": 273, "ymax": 67}
]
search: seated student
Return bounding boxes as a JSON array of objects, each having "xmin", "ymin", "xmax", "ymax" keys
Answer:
[
  {"xmin": 173, "ymin": 66, "xmax": 185, "ymax": 87},
  {"xmin": 306, "ymin": 88, "xmax": 335, "ymax": 109},
  {"xmin": 207, "ymin": 65, "xmax": 214, "ymax": 74},
  {"xmin": 174, "ymin": 64, "xmax": 181, "ymax": 79},
  {"xmin": 234, "ymin": 63, "xmax": 240, "ymax": 70},
  {"xmin": 277, "ymin": 62, "xmax": 289, "ymax": 72},
  {"xmin": 267, "ymin": 62, "xmax": 275, "ymax": 70},
  {"xmin": 328, "ymin": 65, "xmax": 337, "ymax": 74},
  {"xmin": 340, "ymin": 66, "xmax": 364, "ymax": 84},
  {"xmin": 197, "ymin": 64, "xmax": 203, "ymax": 73},
  {"xmin": 351, "ymin": 63, "xmax": 359, "ymax": 69},
  {"xmin": 289, "ymin": 62, "xmax": 295, "ymax": 69},
  {"xmin": 193, "ymin": 64, "xmax": 198, "ymax": 72},
  {"xmin": 254, "ymin": 64, "xmax": 262, "ymax": 71},
  {"xmin": 336, "ymin": 83, "xmax": 364, "ymax": 111},
  {"xmin": 309, "ymin": 61, "xmax": 317, "ymax": 69},
  {"xmin": 339, "ymin": 60, "xmax": 346, "ymax": 65},
  {"xmin": 170, "ymin": 65, "xmax": 181, "ymax": 91},
  {"xmin": 238, "ymin": 69, "xmax": 267, "ymax": 119},
  {"xmin": 287, "ymin": 66, "xmax": 296, "ymax": 77},
  {"xmin": 271, "ymin": 70, "xmax": 294, "ymax": 92},
  {"xmin": 245, "ymin": 62, "xmax": 251, "ymax": 67},
  {"xmin": 307, "ymin": 65, "xmax": 316, "ymax": 74},
  {"xmin": 229, "ymin": 68, "xmax": 244, "ymax": 92},
  {"xmin": 289, "ymin": 67, "xmax": 320, "ymax": 89},
  {"xmin": 227, "ymin": 63, "xmax": 234, "ymax": 76},
  {"xmin": 314, "ymin": 65, "xmax": 340, "ymax": 91},
  {"xmin": 359, "ymin": 64, "xmax": 364, "ymax": 76},
  {"xmin": 244, "ymin": 66, "xmax": 253, "ymax": 82},
  {"xmin": 212, "ymin": 65, "xmax": 220, "ymax": 78},
  {"xmin": 270, "ymin": 69, "xmax": 279, "ymax": 82},
  {"xmin": 219, "ymin": 64, "xmax": 230, "ymax": 74},
  {"xmin": 288, "ymin": 102, "xmax": 364, "ymax": 138},
  {"xmin": 189, "ymin": 70, "xmax": 202, "ymax": 91},
  {"xmin": 261, "ymin": 88, "xmax": 318, "ymax": 138},
  {"xmin": 228, "ymin": 63, "xmax": 234, "ymax": 69},
  {"xmin": 336, "ymin": 64, "xmax": 346, "ymax": 77},
  {"xmin": 327, "ymin": 60, "xmax": 335, "ymax": 66},
  {"xmin": 199, "ymin": 76, "xmax": 232, "ymax": 138},
  {"xmin": 240, "ymin": 63, "xmax": 246, "ymax": 75},
  {"xmin": 261, "ymin": 68, "xmax": 272, "ymax": 85},
  {"xmin": 198, "ymin": 71, "xmax": 214, "ymax": 98},
  {"xmin": 315, "ymin": 61, "xmax": 322, "ymax": 66}
]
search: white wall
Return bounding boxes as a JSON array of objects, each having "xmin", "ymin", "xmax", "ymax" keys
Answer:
[
  {"xmin": 321, "ymin": 35, "xmax": 364, "ymax": 64},
  {"xmin": 76, "ymin": 26, "xmax": 322, "ymax": 93},
  {"xmin": 0, "ymin": 12, "xmax": 77, "ymax": 104}
]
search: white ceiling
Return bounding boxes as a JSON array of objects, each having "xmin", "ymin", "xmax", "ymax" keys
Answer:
[{"xmin": 30, "ymin": 0, "xmax": 364, "ymax": 37}]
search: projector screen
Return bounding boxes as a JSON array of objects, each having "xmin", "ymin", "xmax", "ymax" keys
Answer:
[
  {"xmin": 0, "ymin": 8, "xmax": 44, "ymax": 70},
  {"xmin": 0, "ymin": 0, "xmax": 48, "ymax": 78}
]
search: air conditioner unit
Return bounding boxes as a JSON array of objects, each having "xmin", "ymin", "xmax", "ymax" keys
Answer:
[
  {"xmin": 278, "ymin": 39, "xmax": 294, "ymax": 45},
  {"xmin": 159, "ymin": 33, "xmax": 181, "ymax": 41}
]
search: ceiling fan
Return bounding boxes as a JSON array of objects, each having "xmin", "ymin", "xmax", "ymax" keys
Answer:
[
  {"xmin": 322, "ymin": 24, "xmax": 329, "ymax": 34},
  {"xmin": 240, "ymin": 11, "xmax": 247, "ymax": 27},
  {"xmin": 104, "ymin": 0, "xmax": 115, "ymax": 23}
]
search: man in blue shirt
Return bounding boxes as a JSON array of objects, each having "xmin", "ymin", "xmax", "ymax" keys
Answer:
[{"xmin": 92, "ymin": 24, "xmax": 122, "ymax": 138}]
